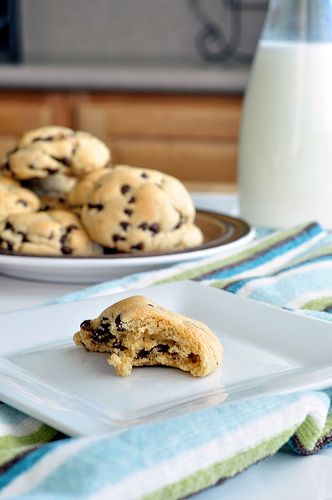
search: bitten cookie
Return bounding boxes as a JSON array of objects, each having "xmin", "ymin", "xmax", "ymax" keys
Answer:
[
  {"xmin": 0, "ymin": 126, "xmax": 111, "ymax": 180},
  {"xmin": 81, "ymin": 165, "xmax": 203, "ymax": 252},
  {"xmin": 0, "ymin": 209, "xmax": 102, "ymax": 256},
  {"xmin": 73, "ymin": 295, "xmax": 222, "ymax": 377},
  {"xmin": 0, "ymin": 182, "xmax": 40, "ymax": 222}
]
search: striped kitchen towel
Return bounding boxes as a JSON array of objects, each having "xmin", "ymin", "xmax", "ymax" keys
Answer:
[{"xmin": 2, "ymin": 221, "xmax": 332, "ymax": 499}]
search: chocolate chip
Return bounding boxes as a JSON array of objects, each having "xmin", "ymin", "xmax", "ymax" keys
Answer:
[
  {"xmin": 80, "ymin": 319, "xmax": 93, "ymax": 331},
  {"xmin": 91, "ymin": 318, "xmax": 117, "ymax": 342},
  {"xmin": 149, "ymin": 223, "xmax": 160, "ymax": 234},
  {"xmin": 61, "ymin": 157, "xmax": 72, "ymax": 167},
  {"xmin": 138, "ymin": 222, "xmax": 148, "ymax": 231},
  {"xmin": 174, "ymin": 220, "xmax": 182, "ymax": 230},
  {"xmin": 61, "ymin": 245, "xmax": 72, "ymax": 255},
  {"xmin": 96, "ymin": 323, "xmax": 109, "ymax": 335},
  {"xmin": 124, "ymin": 208, "xmax": 133, "ymax": 216},
  {"xmin": 4, "ymin": 222, "xmax": 13, "ymax": 231},
  {"xmin": 137, "ymin": 348, "xmax": 150, "ymax": 359},
  {"xmin": 128, "ymin": 196, "xmax": 136, "ymax": 204},
  {"xmin": 66, "ymin": 224, "xmax": 78, "ymax": 233},
  {"xmin": 92, "ymin": 328, "xmax": 116, "ymax": 343},
  {"xmin": 119, "ymin": 221, "xmax": 129, "ymax": 231},
  {"xmin": 148, "ymin": 303, "xmax": 155, "ymax": 307},
  {"xmin": 46, "ymin": 168, "xmax": 58, "ymax": 175},
  {"xmin": 115, "ymin": 314, "xmax": 126, "ymax": 332},
  {"xmin": 103, "ymin": 247, "xmax": 119, "ymax": 254},
  {"xmin": 112, "ymin": 234, "xmax": 126, "ymax": 243},
  {"xmin": 141, "ymin": 172, "xmax": 149, "ymax": 179},
  {"xmin": 18, "ymin": 231, "xmax": 28, "ymax": 242},
  {"xmin": 52, "ymin": 156, "xmax": 71, "ymax": 167},
  {"xmin": 32, "ymin": 135, "xmax": 54, "ymax": 142},
  {"xmin": 112, "ymin": 341, "xmax": 125, "ymax": 350},
  {"xmin": 1, "ymin": 162, "xmax": 10, "ymax": 171},
  {"xmin": 121, "ymin": 184, "xmax": 130, "ymax": 194},
  {"xmin": 87, "ymin": 203, "xmax": 103, "ymax": 211},
  {"xmin": 16, "ymin": 199, "xmax": 28, "ymax": 207},
  {"xmin": 131, "ymin": 242, "xmax": 144, "ymax": 251},
  {"xmin": 60, "ymin": 229, "xmax": 72, "ymax": 253},
  {"xmin": 1, "ymin": 238, "xmax": 14, "ymax": 251},
  {"xmin": 157, "ymin": 344, "xmax": 170, "ymax": 353},
  {"xmin": 188, "ymin": 352, "xmax": 199, "ymax": 364}
]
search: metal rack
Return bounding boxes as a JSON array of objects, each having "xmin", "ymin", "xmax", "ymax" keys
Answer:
[{"xmin": 189, "ymin": 0, "xmax": 268, "ymax": 63}]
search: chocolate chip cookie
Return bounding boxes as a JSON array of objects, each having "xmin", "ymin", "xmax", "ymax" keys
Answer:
[
  {"xmin": 73, "ymin": 295, "xmax": 223, "ymax": 377},
  {"xmin": 81, "ymin": 165, "xmax": 203, "ymax": 252},
  {"xmin": 0, "ymin": 182, "xmax": 40, "ymax": 222},
  {"xmin": 0, "ymin": 209, "xmax": 102, "ymax": 256},
  {"xmin": 0, "ymin": 126, "xmax": 111, "ymax": 180}
]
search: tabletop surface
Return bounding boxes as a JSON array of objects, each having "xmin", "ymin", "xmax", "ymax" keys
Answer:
[{"xmin": 1, "ymin": 191, "xmax": 332, "ymax": 500}]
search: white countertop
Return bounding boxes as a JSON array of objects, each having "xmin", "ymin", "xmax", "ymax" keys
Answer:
[{"xmin": 1, "ymin": 192, "xmax": 332, "ymax": 500}]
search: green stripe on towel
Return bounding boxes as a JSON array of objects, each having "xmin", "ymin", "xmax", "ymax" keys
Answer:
[{"xmin": 145, "ymin": 427, "xmax": 297, "ymax": 500}]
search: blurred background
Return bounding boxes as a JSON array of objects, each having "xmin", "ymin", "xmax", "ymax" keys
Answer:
[{"xmin": 0, "ymin": 0, "xmax": 268, "ymax": 187}]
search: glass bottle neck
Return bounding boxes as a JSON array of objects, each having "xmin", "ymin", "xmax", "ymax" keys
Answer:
[{"xmin": 261, "ymin": 0, "xmax": 332, "ymax": 43}]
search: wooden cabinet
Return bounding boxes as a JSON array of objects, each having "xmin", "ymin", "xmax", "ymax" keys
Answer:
[
  {"xmin": 0, "ymin": 91, "xmax": 242, "ymax": 183},
  {"xmin": 0, "ymin": 92, "xmax": 71, "ymax": 158}
]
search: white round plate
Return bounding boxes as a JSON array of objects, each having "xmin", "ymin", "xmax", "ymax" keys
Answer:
[{"xmin": 0, "ymin": 210, "xmax": 255, "ymax": 283}]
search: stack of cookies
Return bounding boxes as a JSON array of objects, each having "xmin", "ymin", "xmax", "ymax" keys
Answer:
[{"xmin": 0, "ymin": 126, "xmax": 203, "ymax": 256}]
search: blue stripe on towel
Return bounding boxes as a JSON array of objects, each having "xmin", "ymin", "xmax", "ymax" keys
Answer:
[
  {"xmin": 195, "ymin": 223, "xmax": 322, "ymax": 281},
  {"xmin": 28, "ymin": 394, "xmax": 307, "ymax": 497},
  {"xmin": 0, "ymin": 444, "xmax": 57, "ymax": 490}
]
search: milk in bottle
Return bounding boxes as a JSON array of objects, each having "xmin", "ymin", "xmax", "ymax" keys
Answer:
[{"xmin": 239, "ymin": 0, "xmax": 332, "ymax": 228}]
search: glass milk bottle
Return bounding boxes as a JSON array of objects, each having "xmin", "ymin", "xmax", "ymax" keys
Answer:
[{"xmin": 238, "ymin": 0, "xmax": 332, "ymax": 228}]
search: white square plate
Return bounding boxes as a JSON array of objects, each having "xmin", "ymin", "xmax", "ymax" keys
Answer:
[{"xmin": 1, "ymin": 281, "xmax": 332, "ymax": 436}]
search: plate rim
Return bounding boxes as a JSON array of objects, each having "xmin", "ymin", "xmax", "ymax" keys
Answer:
[{"xmin": 0, "ymin": 209, "xmax": 253, "ymax": 262}]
